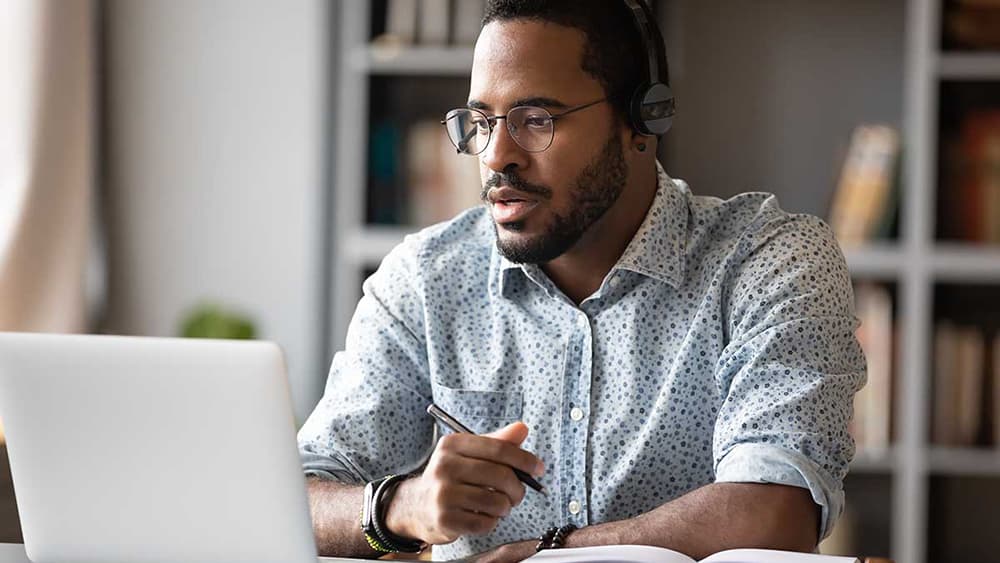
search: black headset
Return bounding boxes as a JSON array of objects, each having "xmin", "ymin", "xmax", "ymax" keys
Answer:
[{"xmin": 622, "ymin": 0, "xmax": 676, "ymax": 136}]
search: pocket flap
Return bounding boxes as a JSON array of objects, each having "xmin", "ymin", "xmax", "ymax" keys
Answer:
[{"xmin": 431, "ymin": 383, "xmax": 523, "ymax": 421}]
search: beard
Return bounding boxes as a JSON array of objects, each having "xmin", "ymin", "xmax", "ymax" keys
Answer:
[{"xmin": 485, "ymin": 130, "xmax": 628, "ymax": 264}]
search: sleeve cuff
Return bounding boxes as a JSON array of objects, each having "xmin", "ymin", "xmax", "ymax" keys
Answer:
[
  {"xmin": 714, "ymin": 442, "xmax": 844, "ymax": 540},
  {"xmin": 299, "ymin": 450, "xmax": 368, "ymax": 485}
]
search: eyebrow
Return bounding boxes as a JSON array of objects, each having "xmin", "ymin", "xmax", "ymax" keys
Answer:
[{"xmin": 467, "ymin": 96, "xmax": 569, "ymax": 112}]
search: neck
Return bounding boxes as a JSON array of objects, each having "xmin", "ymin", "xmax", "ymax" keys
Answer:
[{"xmin": 542, "ymin": 160, "xmax": 658, "ymax": 305}]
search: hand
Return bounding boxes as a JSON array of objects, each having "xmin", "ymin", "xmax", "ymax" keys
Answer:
[{"xmin": 384, "ymin": 421, "xmax": 545, "ymax": 545}]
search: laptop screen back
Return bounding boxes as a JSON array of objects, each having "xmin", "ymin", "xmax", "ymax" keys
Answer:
[{"xmin": 0, "ymin": 333, "xmax": 317, "ymax": 563}]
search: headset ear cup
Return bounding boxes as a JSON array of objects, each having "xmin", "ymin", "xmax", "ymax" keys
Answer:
[
  {"xmin": 630, "ymin": 84, "xmax": 654, "ymax": 136},
  {"xmin": 632, "ymin": 82, "xmax": 675, "ymax": 136}
]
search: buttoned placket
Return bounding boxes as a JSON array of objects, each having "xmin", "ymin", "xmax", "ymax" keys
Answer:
[{"xmin": 559, "ymin": 305, "xmax": 593, "ymax": 527}]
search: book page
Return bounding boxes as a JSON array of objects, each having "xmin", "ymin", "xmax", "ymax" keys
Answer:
[
  {"xmin": 700, "ymin": 548, "xmax": 859, "ymax": 563},
  {"xmin": 526, "ymin": 544, "xmax": 694, "ymax": 563},
  {"xmin": 526, "ymin": 545, "xmax": 859, "ymax": 563}
]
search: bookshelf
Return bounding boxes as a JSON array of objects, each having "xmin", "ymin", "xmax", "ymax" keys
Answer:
[
  {"xmin": 938, "ymin": 53, "xmax": 1000, "ymax": 79},
  {"xmin": 327, "ymin": 2, "xmax": 1000, "ymax": 562},
  {"xmin": 352, "ymin": 45, "xmax": 475, "ymax": 75},
  {"xmin": 843, "ymin": 245, "xmax": 907, "ymax": 279}
]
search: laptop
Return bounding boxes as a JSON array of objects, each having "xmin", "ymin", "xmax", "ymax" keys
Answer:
[{"xmin": 0, "ymin": 332, "xmax": 326, "ymax": 563}]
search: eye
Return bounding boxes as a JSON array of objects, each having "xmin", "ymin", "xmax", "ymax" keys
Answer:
[
  {"xmin": 523, "ymin": 115, "xmax": 551, "ymax": 129},
  {"xmin": 469, "ymin": 116, "xmax": 490, "ymax": 132}
]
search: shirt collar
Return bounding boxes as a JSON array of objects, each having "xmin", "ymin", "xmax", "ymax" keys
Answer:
[
  {"xmin": 492, "ymin": 161, "xmax": 689, "ymax": 298},
  {"xmin": 615, "ymin": 162, "xmax": 688, "ymax": 287}
]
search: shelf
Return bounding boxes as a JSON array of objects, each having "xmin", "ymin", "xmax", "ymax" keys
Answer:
[
  {"xmin": 349, "ymin": 45, "xmax": 474, "ymax": 76},
  {"xmin": 937, "ymin": 53, "xmax": 1000, "ymax": 80},
  {"xmin": 930, "ymin": 244, "xmax": 1000, "ymax": 281},
  {"xmin": 851, "ymin": 447, "xmax": 898, "ymax": 474},
  {"xmin": 342, "ymin": 226, "xmax": 411, "ymax": 264},
  {"xmin": 929, "ymin": 446, "xmax": 1000, "ymax": 476},
  {"xmin": 843, "ymin": 244, "xmax": 905, "ymax": 279}
]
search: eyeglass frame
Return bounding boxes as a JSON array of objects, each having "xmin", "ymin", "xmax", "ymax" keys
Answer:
[{"xmin": 440, "ymin": 97, "xmax": 608, "ymax": 156}]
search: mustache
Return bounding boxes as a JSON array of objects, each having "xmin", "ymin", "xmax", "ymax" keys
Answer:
[{"xmin": 480, "ymin": 171, "xmax": 553, "ymax": 201}]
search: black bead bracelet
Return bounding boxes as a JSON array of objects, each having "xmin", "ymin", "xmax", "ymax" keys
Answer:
[{"xmin": 536, "ymin": 524, "xmax": 578, "ymax": 551}]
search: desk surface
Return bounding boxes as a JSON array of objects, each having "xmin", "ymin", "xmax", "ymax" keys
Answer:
[{"xmin": 0, "ymin": 543, "xmax": 412, "ymax": 563}]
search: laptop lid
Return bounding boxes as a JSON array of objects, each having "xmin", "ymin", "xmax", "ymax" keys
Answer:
[{"xmin": 0, "ymin": 333, "xmax": 318, "ymax": 563}]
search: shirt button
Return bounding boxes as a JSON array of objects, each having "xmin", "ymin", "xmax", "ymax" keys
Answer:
[
  {"xmin": 570, "ymin": 407, "xmax": 584, "ymax": 421},
  {"xmin": 568, "ymin": 500, "xmax": 581, "ymax": 515}
]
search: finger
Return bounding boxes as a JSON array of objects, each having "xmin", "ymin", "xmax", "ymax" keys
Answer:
[
  {"xmin": 439, "ymin": 507, "xmax": 500, "ymax": 537},
  {"xmin": 445, "ymin": 483, "xmax": 513, "ymax": 518},
  {"xmin": 437, "ymin": 455, "xmax": 526, "ymax": 507},
  {"xmin": 484, "ymin": 421, "xmax": 529, "ymax": 445},
  {"xmin": 438, "ymin": 432, "xmax": 545, "ymax": 478}
]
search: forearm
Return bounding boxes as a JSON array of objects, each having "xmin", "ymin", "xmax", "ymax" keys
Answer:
[
  {"xmin": 305, "ymin": 476, "xmax": 381, "ymax": 558},
  {"xmin": 572, "ymin": 483, "xmax": 818, "ymax": 558},
  {"xmin": 478, "ymin": 482, "xmax": 819, "ymax": 562}
]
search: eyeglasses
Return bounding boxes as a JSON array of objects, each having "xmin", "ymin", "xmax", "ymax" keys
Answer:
[{"xmin": 440, "ymin": 98, "xmax": 607, "ymax": 156}]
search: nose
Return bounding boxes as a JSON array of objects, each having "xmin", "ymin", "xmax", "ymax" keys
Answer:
[{"xmin": 481, "ymin": 117, "xmax": 529, "ymax": 175}]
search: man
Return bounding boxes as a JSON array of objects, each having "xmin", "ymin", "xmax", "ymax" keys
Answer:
[{"xmin": 298, "ymin": 1, "xmax": 865, "ymax": 561}]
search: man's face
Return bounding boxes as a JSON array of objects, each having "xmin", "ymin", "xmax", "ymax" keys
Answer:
[{"xmin": 470, "ymin": 20, "xmax": 630, "ymax": 264}]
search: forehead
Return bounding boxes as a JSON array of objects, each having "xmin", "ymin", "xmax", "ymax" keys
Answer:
[{"xmin": 469, "ymin": 19, "xmax": 604, "ymax": 109}]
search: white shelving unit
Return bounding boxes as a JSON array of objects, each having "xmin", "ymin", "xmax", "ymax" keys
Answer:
[
  {"xmin": 937, "ymin": 53, "xmax": 1000, "ymax": 79},
  {"xmin": 328, "ymin": 2, "xmax": 1000, "ymax": 562},
  {"xmin": 890, "ymin": 2, "xmax": 1000, "ymax": 562}
]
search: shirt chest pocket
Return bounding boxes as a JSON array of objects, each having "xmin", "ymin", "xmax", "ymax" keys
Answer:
[{"xmin": 430, "ymin": 383, "xmax": 523, "ymax": 435}]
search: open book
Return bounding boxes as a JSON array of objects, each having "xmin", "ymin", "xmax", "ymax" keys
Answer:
[{"xmin": 526, "ymin": 545, "xmax": 859, "ymax": 563}]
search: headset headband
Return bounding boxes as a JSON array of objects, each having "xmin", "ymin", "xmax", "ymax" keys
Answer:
[{"xmin": 623, "ymin": 0, "xmax": 659, "ymax": 87}]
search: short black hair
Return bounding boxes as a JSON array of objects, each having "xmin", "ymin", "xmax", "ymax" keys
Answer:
[{"xmin": 482, "ymin": 0, "xmax": 669, "ymax": 127}]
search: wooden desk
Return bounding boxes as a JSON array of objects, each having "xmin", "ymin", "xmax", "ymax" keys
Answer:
[{"xmin": 0, "ymin": 543, "xmax": 414, "ymax": 563}]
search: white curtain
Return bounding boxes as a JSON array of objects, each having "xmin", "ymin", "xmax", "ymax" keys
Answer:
[{"xmin": 0, "ymin": 0, "xmax": 96, "ymax": 334}]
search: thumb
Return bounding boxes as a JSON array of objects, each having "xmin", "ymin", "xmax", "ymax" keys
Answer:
[{"xmin": 484, "ymin": 421, "xmax": 529, "ymax": 445}]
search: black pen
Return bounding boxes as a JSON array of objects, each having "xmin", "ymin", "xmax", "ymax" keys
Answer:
[{"xmin": 426, "ymin": 403, "xmax": 547, "ymax": 496}]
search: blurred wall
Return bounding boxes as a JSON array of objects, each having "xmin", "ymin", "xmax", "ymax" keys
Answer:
[
  {"xmin": 102, "ymin": 0, "xmax": 328, "ymax": 421},
  {"xmin": 662, "ymin": 0, "xmax": 905, "ymax": 217}
]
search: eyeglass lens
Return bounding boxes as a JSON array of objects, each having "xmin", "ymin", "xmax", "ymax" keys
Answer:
[{"xmin": 443, "ymin": 107, "xmax": 555, "ymax": 155}]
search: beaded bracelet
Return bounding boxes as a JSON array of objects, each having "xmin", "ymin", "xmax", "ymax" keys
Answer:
[{"xmin": 535, "ymin": 524, "xmax": 578, "ymax": 551}]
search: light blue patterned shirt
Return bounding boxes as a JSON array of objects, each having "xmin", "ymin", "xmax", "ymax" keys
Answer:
[{"xmin": 298, "ymin": 164, "xmax": 866, "ymax": 560}]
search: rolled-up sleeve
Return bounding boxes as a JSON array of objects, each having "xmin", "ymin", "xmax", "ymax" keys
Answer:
[
  {"xmin": 297, "ymin": 236, "xmax": 435, "ymax": 484},
  {"xmin": 712, "ymin": 210, "xmax": 866, "ymax": 539}
]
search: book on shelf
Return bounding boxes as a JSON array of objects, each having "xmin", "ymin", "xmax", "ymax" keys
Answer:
[
  {"xmin": 378, "ymin": 0, "xmax": 486, "ymax": 47},
  {"xmin": 933, "ymin": 321, "xmax": 987, "ymax": 446},
  {"xmin": 405, "ymin": 119, "xmax": 483, "ymax": 227},
  {"xmin": 526, "ymin": 545, "xmax": 859, "ymax": 563},
  {"xmin": 453, "ymin": 0, "xmax": 486, "ymax": 45},
  {"xmin": 418, "ymin": 0, "xmax": 450, "ymax": 45},
  {"xmin": 945, "ymin": 0, "xmax": 1000, "ymax": 50},
  {"xmin": 368, "ymin": 121, "xmax": 407, "ymax": 225},
  {"xmin": 828, "ymin": 125, "xmax": 900, "ymax": 248},
  {"xmin": 993, "ymin": 333, "xmax": 1000, "ymax": 445},
  {"xmin": 943, "ymin": 110, "xmax": 1000, "ymax": 244},
  {"xmin": 956, "ymin": 325, "xmax": 985, "ymax": 444},
  {"xmin": 851, "ymin": 283, "xmax": 894, "ymax": 450},
  {"xmin": 380, "ymin": 0, "xmax": 418, "ymax": 45}
]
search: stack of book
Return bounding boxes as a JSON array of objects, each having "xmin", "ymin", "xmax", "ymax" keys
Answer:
[
  {"xmin": 939, "ymin": 110, "xmax": 1000, "ymax": 244},
  {"xmin": 828, "ymin": 125, "xmax": 900, "ymax": 248},
  {"xmin": 932, "ymin": 321, "xmax": 1000, "ymax": 446},
  {"xmin": 375, "ymin": 0, "xmax": 486, "ymax": 47}
]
